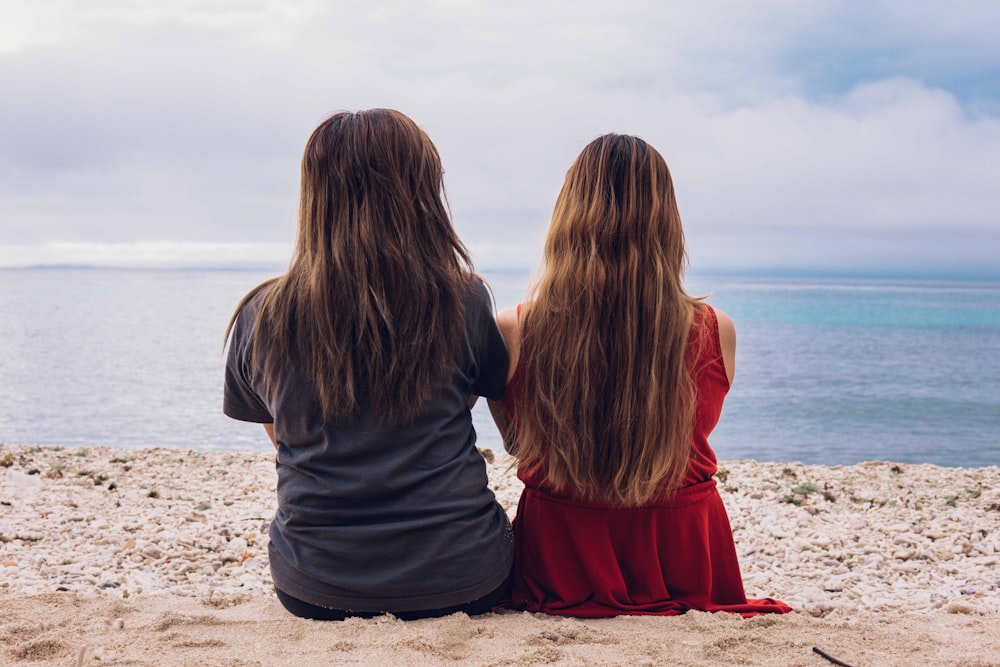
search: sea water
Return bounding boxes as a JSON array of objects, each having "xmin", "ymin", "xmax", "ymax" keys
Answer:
[{"xmin": 0, "ymin": 268, "xmax": 997, "ymax": 466}]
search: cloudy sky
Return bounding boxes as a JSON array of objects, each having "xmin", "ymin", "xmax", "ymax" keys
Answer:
[{"xmin": 1, "ymin": 0, "xmax": 998, "ymax": 277}]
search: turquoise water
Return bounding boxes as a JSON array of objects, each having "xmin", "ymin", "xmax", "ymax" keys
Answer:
[
  {"xmin": 680, "ymin": 276, "xmax": 999, "ymax": 466},
  {"xmin": 483, "ymin": 272, "xmax": 1000, "ymax": 467},
  {"xmin": 0, "ymin": 268, "xmax": 997, "ymax": 466}
]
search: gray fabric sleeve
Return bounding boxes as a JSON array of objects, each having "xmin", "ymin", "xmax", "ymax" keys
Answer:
[
  {"xmin": 223, "ymin": 303, "xmax": 273, "ymax": 423},
  {"xmin": 470, "ymin": 280, "xmax": 509, "ymax": 401}
]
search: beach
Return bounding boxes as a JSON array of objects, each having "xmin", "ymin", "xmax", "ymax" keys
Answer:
[{"xmin": 2, "ymin": 444, "xmax": 998, "ymax": 666}]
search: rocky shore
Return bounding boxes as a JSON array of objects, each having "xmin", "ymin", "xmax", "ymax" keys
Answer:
[{"xmin": 2, "ymin": 444, "xmax": 999, "ymax": 665}]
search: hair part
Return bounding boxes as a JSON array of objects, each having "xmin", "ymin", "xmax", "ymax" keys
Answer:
[
  {"xmin": 227, "ymin": 108, "xmax": 474, "ymax": 424},
  {"xmin": 514, "ymin": 133, "xmax": 702, "ymax": 506}
]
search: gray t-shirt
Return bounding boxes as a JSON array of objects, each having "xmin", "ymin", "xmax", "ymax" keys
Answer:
[{"xmin": 224, "ymin": 278, "xmax": 513, "ymax": 612}]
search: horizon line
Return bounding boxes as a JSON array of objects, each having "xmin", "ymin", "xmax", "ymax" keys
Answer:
[{"xmin": 3, "ymin": 262, "xmax": 999, "ymax": 282}]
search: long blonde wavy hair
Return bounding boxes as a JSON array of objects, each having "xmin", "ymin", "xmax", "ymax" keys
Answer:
[
  {"xmin": 227, "ymin": 109, "xmax": 474, "ymax": 424},
  {"xmin": 514, "ymin": 134, "xmax": 702, "ymax": 506}
]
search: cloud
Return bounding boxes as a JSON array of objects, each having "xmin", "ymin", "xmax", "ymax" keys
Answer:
[
  {"xmin": 673, "ymin": 78, "xmax": 1000, "ymax": 231},
  {"xmin": 0, "ymin": 1, "xmax": 998, "ymax": 275},
  {"xmin": 773, "ymin": 0, "xmax": 1000, "ymax": 108}
]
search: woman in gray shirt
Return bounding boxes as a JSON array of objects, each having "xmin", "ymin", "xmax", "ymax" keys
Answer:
[{"xmin": 224, "ymin": 109, "xmax": 512, "ymax": 620}]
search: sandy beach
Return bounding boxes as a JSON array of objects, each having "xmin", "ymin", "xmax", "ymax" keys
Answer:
[{"xmin": 2, "ymin": 444, "xmax": 999, "ymax": 666}]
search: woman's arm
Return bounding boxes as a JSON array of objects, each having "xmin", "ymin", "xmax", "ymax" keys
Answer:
[
  {"xmin": 488, "ymin": 306, "xmax": 522, "ymax": 453},
  {"xmin": 495, "ymin": 307, "xmax": 522, "ymax": 382},
  {"xmin": 713, "ymin": 307, "xmax": 737, "ymax": 386}
]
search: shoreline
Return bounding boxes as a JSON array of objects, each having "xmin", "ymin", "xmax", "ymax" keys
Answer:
[{"xmin": 2, "ymin": 444, "xmax": 999, "ymax": 665}]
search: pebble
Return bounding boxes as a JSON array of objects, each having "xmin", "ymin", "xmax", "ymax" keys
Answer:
[{"xmin": 946, "ymin": 602, "xmax": 977, "ymax": 614}]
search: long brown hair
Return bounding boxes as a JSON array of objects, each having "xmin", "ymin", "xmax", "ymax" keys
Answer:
[
  {"xmin": 514, "ymin": 134, "xmax": 702, "ymax": 506},
  {"xmin": 227, "ymin": 109, "xmax": 474, "ymax": 424}
]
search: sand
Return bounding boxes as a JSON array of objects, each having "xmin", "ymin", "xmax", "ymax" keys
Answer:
[{"xmin": 2, "ymin": 444, "xmax": 999, "ymax": 666}]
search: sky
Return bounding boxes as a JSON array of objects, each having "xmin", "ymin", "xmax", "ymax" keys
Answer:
[{"xmin": 1, "ymin": 0, "xmax": 999, "ymax": 277}]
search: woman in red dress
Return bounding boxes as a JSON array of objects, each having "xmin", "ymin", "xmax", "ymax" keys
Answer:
[{"xmin": 490, "ymin": 134, "xmax": 791, "ymax": 618}]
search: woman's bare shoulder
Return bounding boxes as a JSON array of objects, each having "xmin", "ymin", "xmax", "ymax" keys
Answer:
[
  {"xmin": 705, "ymin": 304, "xmax": 736, "ymax": 384},
  {"xmin": 494, "ymin": 305, "xmax": 524, "ymax": 382},
  {"xmin": 709, "ymin": 305, "xmax": 735, "ymax": 336},
  {"xmin": 495, "ymin": 306, "xmax": 522, "ymax": 341}
]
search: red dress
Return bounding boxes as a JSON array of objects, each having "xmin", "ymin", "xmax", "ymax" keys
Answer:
[{"xmin": 506, "ymin": 305, "xmax": 791, "ymax": 617}]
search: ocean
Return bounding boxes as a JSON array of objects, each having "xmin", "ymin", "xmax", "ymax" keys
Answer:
[{"xmin": 0, "ymin": 268, "xmax": 997, "ymax": 467}]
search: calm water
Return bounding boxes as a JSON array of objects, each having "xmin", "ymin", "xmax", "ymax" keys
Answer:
[{"xmin": 0, "ymin": 268, "xmax": 997, "ymax": 466}]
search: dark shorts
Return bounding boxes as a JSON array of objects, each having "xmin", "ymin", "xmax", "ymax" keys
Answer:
[{"xmin": 274, "ymin": 572, "xmax": 512, "ymax": 621}]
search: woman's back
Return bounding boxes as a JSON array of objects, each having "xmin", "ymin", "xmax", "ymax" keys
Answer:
[
  {"xmin": 492, "ymin": 133, "xmax": 790, "ymax": 617},
  {"xmin": 224, "ymin": 109, "xmax": 514, "ymax": 618},
  {"xmin": 227, "ymin": 278, "xmax": 512, "ymax": 613},
  {"xmin": 501, "ymin": 304, "xmax": 792, "ymax": 616},
  {"xmin": 510, "ymin": 303, "xmax": 727, "ymax": 495}
]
